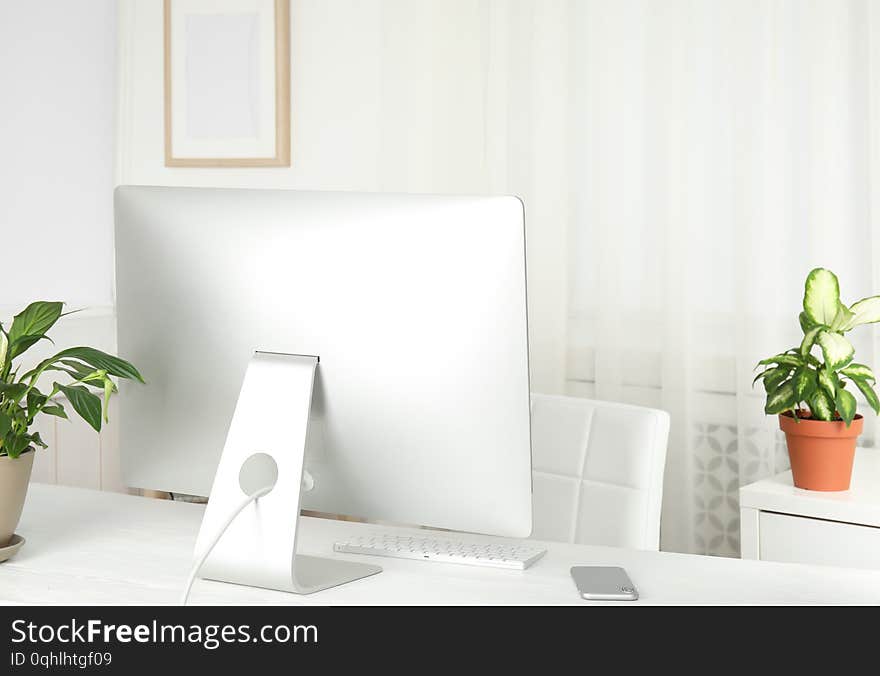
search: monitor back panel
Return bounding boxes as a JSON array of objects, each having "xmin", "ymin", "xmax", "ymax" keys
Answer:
[{"xmin": 114, "ymin": 186, "xmax": 532, "ymax": 537}]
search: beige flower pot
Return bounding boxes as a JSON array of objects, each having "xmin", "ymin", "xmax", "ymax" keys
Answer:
[{"xmin": 0, "ymin": 450, "xmax": 34, "ymax": 546}]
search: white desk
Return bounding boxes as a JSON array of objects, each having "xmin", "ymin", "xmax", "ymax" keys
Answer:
[
  {"xmin": 740, "ymin": 448, "xmax": 880, "ymax": 570},
  {"xmin": 3, "ymin": 484, "xmax": 880, "ymax": 605}
]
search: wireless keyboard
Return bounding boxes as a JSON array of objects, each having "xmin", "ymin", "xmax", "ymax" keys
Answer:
[{"xmin": 334, "ymin": 533, "xmax": 547, "ymax": 570}]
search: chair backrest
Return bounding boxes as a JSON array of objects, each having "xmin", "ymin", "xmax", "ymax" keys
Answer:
[{"xmin": 529, "ymin": 394, "xmax": 669, "ymax": 551}]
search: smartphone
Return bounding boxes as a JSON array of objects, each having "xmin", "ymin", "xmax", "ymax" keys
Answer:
[{"xmin": 571, "ymin": 566, "xmax": 639, "ymax": 601}]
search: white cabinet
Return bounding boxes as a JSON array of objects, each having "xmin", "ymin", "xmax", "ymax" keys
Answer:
[
  {"xmin": 757, "ymin": 512, "xmax": 880, "ymax": 569},
  {"xmin": 740, "ymin": 449, "xmax": 880, "ymax": 571}
]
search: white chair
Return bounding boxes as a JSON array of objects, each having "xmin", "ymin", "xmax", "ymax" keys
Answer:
[{"xmin": 529, "ymin": 393, "xmax": 669, "ymax": 551}]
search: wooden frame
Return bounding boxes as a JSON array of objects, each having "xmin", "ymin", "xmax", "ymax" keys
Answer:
[{"xmin": 163, "ymin": 0, "xmax": 290, "ymax": 167}]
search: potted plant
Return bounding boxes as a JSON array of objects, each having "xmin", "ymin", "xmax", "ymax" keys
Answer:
[
  {"xmin": 0, "ymin": 301, "xmax": 143, "ymax": 559},
  {"xmin": 755, "ymin": 268, "xmax": 880, "ymax": 491}
]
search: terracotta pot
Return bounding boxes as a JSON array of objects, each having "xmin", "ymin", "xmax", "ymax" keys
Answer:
[
  {"xmin": 0, "ymin": 450, "xmax": 35, "ymax": 546},
  {"xmin": 779, "ymin": 412, "xmax": 863, "ymax": 491}
]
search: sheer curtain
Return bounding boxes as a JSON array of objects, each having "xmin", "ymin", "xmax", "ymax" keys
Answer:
[{"xmin": 480, "ymin": 0, "xmax": 880, "ymax": 554}]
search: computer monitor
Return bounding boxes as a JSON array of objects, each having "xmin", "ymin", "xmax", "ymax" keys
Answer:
[{"xmin": 114, "ymin": 186, "xmax": 532, "ymax": 538}]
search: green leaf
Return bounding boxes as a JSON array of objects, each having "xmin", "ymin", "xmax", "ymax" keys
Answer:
[
  {"xmin": 42, "ymin": 365, "xmax": 86, "ymax": 380},
  {"xmin": 793, "ymin": 368, "xmax": 816, "ymax": 402},
  {"xmin": 56, "ymin": 383, "xmax": 102, "ymax": 432},
  {"xmin": 799, "ymin": 326, "xmax": 822, "ymax": 359},
  {"xmin": 40, "ymin": 404, "xmax": 67, "ymax": 419},
  {"xmin": 757, "ymin": 354, "xmax": 803, "ymax": 368},
  {"xmin": 846, "ymin": 295, "xmax": 880, "ymax": 330},
  {"xmin": 818, "ymin": 367, "xmax": 837, "ymax": 399},
  {"xmin": 8, "ymin": 334, "xmax": 52, "ymax": 360},
  {"xmin": 836, "ymin": 388, "xmax": 857, "ymax": 426},
  {"xmin": 841, "ymin": 363, "xmax": 876, "ymax": 383},
  {"xmin": 8, "ymin": 301, "xmax": 63, "ymax": 339},
  {"xmin": 29, "ymin": 431, "xmax": 48, "ymax": 449},
  {"xmin": 26, "ymin": 389, "xmax": 46, "ymax": 420},
  {"xmin": 0, "ymin": 411, "xmax": 10, "ymax": 437},
  {"xmin": 6, "ymin": 434, "xmax": 30, "ymax": 459},
  {"xmin": 7, "ymin": 301, "xmax": 63, "ymax": 358},
  {"xmin": 41, "ymin": 347, "xmax": 144, "ymax": 384},
  {"xmin": 849, "ymin": 376, "xmax": 880, "ymax": 415},
  {"xmin": 765, "ymin": 380, "xmax": 797, "ymax": 415},
  {"xmin": 803, "ymin": 268, "xmax": 841, "ymax": 326},
  {"xmin": 0, "ymin": 381, "xmax": 28, "ymax": 403},
  {"xmin": 809, "ymin": 390, "xmax": 835, "ymax": 421},
  {"xmin": 60, "ymin": 359, "xmax": 94, "ymax": 376},
  {"xmin": 45, "ymin": 360, "xmax": 114, "ymax": 390},
  {"xmin": 816, "ymin": 330, "xmax": 855, "ymax": 371}
]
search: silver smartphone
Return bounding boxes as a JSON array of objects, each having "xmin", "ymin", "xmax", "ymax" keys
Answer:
[{"xmin": 571, "ymin": 566, "xmax": 639, "ymax": 601}]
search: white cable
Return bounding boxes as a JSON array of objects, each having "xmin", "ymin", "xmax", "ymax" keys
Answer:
[{"xmin": 179, "ymin": 486, "xmax": 272, "ymax": 606}]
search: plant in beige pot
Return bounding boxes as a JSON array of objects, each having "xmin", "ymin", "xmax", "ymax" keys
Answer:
[
  {"xmin": 755, "ymin": 268, "xmax": 880, "ymax": 491},
  {"xmin": 0, "ymin": 302, "xmax": 143, "ymax": 559}
]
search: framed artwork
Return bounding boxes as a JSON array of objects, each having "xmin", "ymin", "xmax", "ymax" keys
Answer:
[{"xmin": 164, "ymin": 0, "xmax": 290, "ymax": 167}]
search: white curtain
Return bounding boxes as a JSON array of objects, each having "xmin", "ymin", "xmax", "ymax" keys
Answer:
[{"xmin": 477, "ymin": 0, "xmax": 880, "ymax": 555}]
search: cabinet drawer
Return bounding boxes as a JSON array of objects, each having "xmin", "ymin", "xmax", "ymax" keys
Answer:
[{"xmin": 760, "ymin": 511, "xmax": 880, "ymax": 570}]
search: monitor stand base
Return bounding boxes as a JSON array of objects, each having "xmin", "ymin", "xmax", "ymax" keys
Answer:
[
  {"xmin": 192, "ymin": 352, "xmax": 382, "ymax": 595},
  {"xmin": 290, "ymin": 555, "xmax": 382, "ymax": 594}
]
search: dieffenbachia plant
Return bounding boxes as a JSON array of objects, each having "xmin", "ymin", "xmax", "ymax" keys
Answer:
[
  {"xmin": 755, "ymin": 268, "xmax": 880, "ymax": 426},
  {"xmin": 0, "ymin": 301, "xmax": 144, "ymax": 458}
]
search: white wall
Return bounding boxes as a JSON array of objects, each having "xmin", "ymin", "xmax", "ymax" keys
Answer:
[
  {"xmin": 116, "ymin": 0, "xmax": 569, "ymax": 395},
  {"xmin": 1, "ymin": 0, "xmax": 117, "ymax": 309},
  {"xmin": 0, "ymin": 1, "xmax": 121, "ymax": 491}
]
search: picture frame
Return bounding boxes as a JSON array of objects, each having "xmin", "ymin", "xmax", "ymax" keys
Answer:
[{"xmin": 163, "ymin": 0, "xmax": 290, "ymax": 167}]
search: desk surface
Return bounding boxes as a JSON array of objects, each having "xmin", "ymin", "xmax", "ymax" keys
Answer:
[
  {"xmin": 740, "ymin": 448, "xmax": 880, "ymax": 527},
  {"xmin": 3, "ymin": 484, "xmax": 880, "ymax": 605}
]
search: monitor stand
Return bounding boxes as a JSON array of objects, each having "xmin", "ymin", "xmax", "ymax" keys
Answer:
[{"xmin": 192, "ymin": 352, "xmax": 382, "ymax": 594}]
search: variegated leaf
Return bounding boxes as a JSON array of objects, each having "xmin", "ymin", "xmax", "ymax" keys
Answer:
[
  {"xmin": 840, "ymin": 363, "xmax": 876, "ymax": 383},
  {"xmin": 809, "ymin": 390, "xmax": 835, "ymax": 421},
  {"xmin": 836, "ymin": 388, "xmax": 857, "ymax": 426},
  {"xmin": 830, "ymin": 301, "xmax": 855, "ymax": 332},
  {"xmin": 799, "ymin": 311, "xmax": 816, "ymax": 333},
  {"xmin": 849, "ymin": 376, "xmax": 880, "ymax": 415},
  {"xmin": 763, "ymin": 367, "xmax": 792, "ymax": 393},
  {"xmin": 757, "ymin": 353, "xmax": 802, "ymax": 368},
  {"xmin": 793, "ymin": 368, "xmax": 816, "ymax": 402},
  {"xmin": 845, "ymin": 295, "xmax": 880, "ymax": 330},
  {"xmin": 799, "ymin": 326, "xmax": 822, "ymax": 359},
  {"xmin": 818, "ymin": 367, "xmax": 836, "ymax": 399},
  {"xmin": 803, "ymin": 268, "xmax": 841, "ymax": 326},
  {"xmin": 765, "ymin": 380, "xmax": 796, "ymax": 415},
  {"xmin": 816, "ymin": 330, "xmax": 854, "ymax": 371}
]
